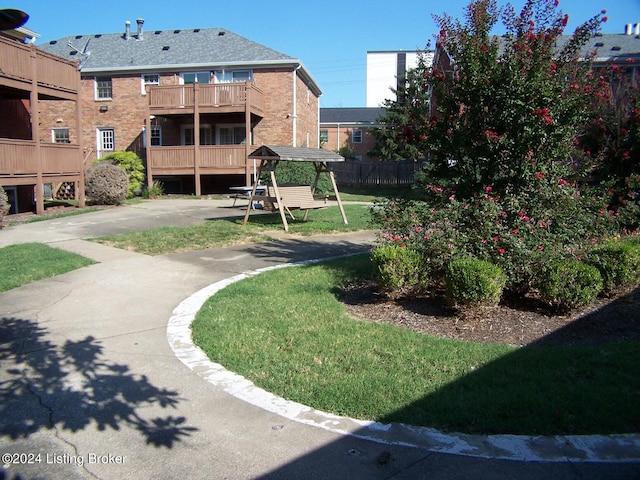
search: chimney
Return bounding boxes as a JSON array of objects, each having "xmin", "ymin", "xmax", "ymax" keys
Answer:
[
  {"xmin": 635, "ymin": 23, "xmax": 640, "ymax": 35},
  {"xmin": 625, "ymin": 23, "xmax": 633, "ymax": 35},
  {"xmin": 124, "ymin": 20, "xmax": 131, "ymax": 40},
  {"xmin": 136, "ymin": 18, "xmax": 144, "ymax": 40}
]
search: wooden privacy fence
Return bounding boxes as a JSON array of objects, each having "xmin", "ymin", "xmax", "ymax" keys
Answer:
[{"xmin": 328, "ymin": 160, "xmax": 425, "ymax": 187}]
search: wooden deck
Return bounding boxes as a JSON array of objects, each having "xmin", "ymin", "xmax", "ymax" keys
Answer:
[{"xmin": 0, "ymin": 35, "xmax": 84, "ymax": 214}]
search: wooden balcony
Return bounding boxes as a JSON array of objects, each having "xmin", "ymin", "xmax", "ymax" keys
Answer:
[
  {"xmin": 147, "ymin": 145, "xmax": 250, "ymax": 175},
  {"xmin": 0, "ymin": 139, "xmax": 82, "ymax": 184},
  {"xmin": 0, "ymin": 38, "xmax": 83, "ymax": 213},
  {"xmin": 0, "ymin": 36, "xmax": 79, "ymax": 100},
  {"xmin": 147, "ymin": 82, "xmax": 264, "ymax": 116}
]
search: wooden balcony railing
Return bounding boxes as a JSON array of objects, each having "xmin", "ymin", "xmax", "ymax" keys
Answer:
[
  {"xmin": 0, "ymin": 140, "xmax": 81, "ymax": 176},
  {"xmin": 148, "ymin": 145, "xmax": 248, "ymax": 170},
  {"xmin": 0, "ymin": 36, "xmax": 79, "ymax": 94},
  {"xmin": 148, "ymin": 82, "xmax": 264, "ymax": 115}
]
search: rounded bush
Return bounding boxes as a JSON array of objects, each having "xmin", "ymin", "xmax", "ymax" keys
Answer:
[
  {"xmin": 97, "ymin": 151, "xmax": 145, "ymax": 198},
  {"xmin": 85, "ymin": 162, "xmax": 129, "ymax": 205},
  {"xmin": 371, "ymin": 244, "xmax": 429, "ymax": 298},
  {"xmin": 538, "ymin": 259, "xmax": 603, "ymax": 313},
  {"xmin": 445, "ymin": 256, "xmax": 506, "ymax": 306},
  {"xmin": 585, "ymin": 239, "xmax": 640, "ymax": 294},
  {"xmin": 0, "ymin": 186, "xmax": 9, "ymax": 228}
]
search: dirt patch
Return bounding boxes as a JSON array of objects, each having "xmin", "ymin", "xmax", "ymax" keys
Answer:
[{"xmin": 339, "ymin": 279, "xmax": 640, "ymax": 347}]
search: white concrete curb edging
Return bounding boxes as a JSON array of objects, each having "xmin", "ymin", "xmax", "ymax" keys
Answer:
[{"xmin": 167, "ymin": 257, "xmax": 640, "ymax": 463}]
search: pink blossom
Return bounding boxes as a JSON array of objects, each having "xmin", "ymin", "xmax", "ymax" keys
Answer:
[
  {"xmin": 485, "ymin": 130, "xmax": 500, "ymax": 140},
  {"xmin": 538, "ymin": 245, "xmax": 544, "ymax": 251},
  {"xmin": 485, "ymin": 186, "xmax": 493, "ymax": 193},
  {"xmin": 498, "ymin": 248, "xmax": 506, "ymax": 255}
]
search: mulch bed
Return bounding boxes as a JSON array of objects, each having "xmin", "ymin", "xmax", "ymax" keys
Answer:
[{"xmin": 339, "ymin": 279, "xmax": 640, "ymax": 347}]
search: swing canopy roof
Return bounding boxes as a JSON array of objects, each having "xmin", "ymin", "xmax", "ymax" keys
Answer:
[{"xmin": 248, "ymin": 145, "xmax": 344, "ymax": 163}]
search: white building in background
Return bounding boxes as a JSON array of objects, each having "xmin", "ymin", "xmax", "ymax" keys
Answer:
[{"xmin": 366, "ymin": 50, "xmax": 434, "ymax": 107}]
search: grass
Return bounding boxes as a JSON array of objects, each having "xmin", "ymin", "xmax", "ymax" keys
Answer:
[
  {"xmin": 337, "ymin": 185, "xmax": 421, "ymax": 202},
  {"xmin": 0, "ymin": 243, "xmax": 95, "ymax": 292},
  {"xmin": 92, "ymin": 204, "xmax": 374, "ymax": 255},
  {"xmin": 192, "ymin": 254, "xmax": 640, "ymax": 436}
]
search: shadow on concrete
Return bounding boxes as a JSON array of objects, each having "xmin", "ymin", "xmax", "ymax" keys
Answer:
[
  {"xmin": 0, "ymin": 317, "xmax": 197, "ymax": 448},
  {"xmin": 240, "ymin": 237, "xmax": 373, "ymax": 265}
]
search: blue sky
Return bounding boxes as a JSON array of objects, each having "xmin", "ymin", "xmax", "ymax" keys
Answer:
[{"xmin": 16, "ymin": 0, "xmax": 640, "ymax": 107}]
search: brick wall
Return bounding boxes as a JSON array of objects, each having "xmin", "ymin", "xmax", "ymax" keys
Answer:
[
  {"xmin": 321, "ymin": 125, "xmax": 379, "ymax": 160},
  {"xmin": 37, "ymin": 99, "xmax": 77, "ymax": 143},
  {"xmin": 38, "ymin": 74, "xmax": 147, "ymax": 159},
  {"xmin": 295, "ymin": 73, "xmax": 319, "ymax": 148},
  {"xmin": 253, "ymin": 68, "xmax": 294, "ymax": 146},
  {"xmin": 38, "ymin": 67, "xmax": 319, "ymax": 162}
]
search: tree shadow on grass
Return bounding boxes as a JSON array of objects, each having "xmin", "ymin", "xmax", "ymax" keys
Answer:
[
  {"xmin": 0, "ymin": 317, "xmax": 197, "ymax": 447},
  {"xmin": 373, "ymin": 288, "xmax": 640, "ymax": 436}
]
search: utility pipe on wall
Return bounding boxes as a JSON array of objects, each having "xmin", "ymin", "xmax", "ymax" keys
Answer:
[{"xmin": 292, "ymin": 64, "xmax": 301, "ymax": 146}]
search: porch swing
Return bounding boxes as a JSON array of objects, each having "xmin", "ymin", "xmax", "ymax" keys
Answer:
[{"xmin": 242, "ymin": 145, "xmax": 348, "ymax": 231}]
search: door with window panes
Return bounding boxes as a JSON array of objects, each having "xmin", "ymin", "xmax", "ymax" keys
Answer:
[{"xmin": 97, "ymin": 128, "xmax": 114, "ymax": 158}]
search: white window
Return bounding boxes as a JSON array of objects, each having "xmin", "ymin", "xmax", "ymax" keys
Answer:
[
  {"xmin": 181, "ymin": 72, "xmax": 210, "ymax": 84},
  {"xmin": 181, "ymin": 125, "xmax": 213, "ymax": 145},
  {"xmin": 216, "ymin": 125, "xmax": 246, "ymax": 145},
  {"xmin": 97, "ymin": 128, "xmax": 114, "ymax": 157},
  {"xmin": 352, "ymin": 129, "xmax": 363, "ymax": 144},
  {"xmin": 150, "ymin": 126, "xmax": 162, "ymax": 146},
  {"xmin": 95, "ymin": 76, "xmax": 112, "ymax": 99},
  {"xmin": 52, "ymin": 128, "xmax": 70, "ymax": 143},
  {"xmin": 141, "ymin": 73, "xmax": 160, "ymax": 94},
  {"xmin": 319, "ymin": 130, "xmax": 328, "ymax": 144},
  {"xmin": 214, "ymin": 70, "xmax": 252, "ymax": 83}
]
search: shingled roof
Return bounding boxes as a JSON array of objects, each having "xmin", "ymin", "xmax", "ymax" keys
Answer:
[
  {"xmin": 248, "ymin": 145, "xmax": 344, "ymax": 163},
  {"xmin": 320, "ymin": 107, "xmax": 384, "ymax": 125},
  {"xmin": 36, "ymin": 22, "xmax": 321, "ymax": 95}
]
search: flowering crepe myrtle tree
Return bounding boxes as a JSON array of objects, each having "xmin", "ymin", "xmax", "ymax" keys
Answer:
[
  {"xmin": 370, "ymin": 0, "xmax": 632, "ymax": 297},
  {"xmin": 415, "ymin": 0, "xmax": 607, "ymax": 199},
  {"xmin": 579, "ymin": 64, "xmax": 640, "ymax": 229}
]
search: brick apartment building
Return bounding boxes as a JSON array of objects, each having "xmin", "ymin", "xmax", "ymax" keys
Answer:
[
  {"xmin": 38, "ymin": 19, "xmax": 322, "ymax": 195},
  {"xmin": 320, "ymin": 107, "xmax": 384, "ymax": 161}
]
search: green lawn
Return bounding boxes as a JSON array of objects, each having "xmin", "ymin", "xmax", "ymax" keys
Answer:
[
  {"xmin": 192, "ymin": 254, "xmax": 640, "ymax": 436},
  {"xmin": 0, "ymin": 243, "xmax": 95, "ymax": 292},
  {"xmin": 92, "ymin": 204, "xmax": 374, "ymax": 255}
]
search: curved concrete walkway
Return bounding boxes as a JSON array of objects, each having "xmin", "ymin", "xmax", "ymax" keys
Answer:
[{"xmin": 0, "ymin": 199, "xmax": 638, "ymax": 480}]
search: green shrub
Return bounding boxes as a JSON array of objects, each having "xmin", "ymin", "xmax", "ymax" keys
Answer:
[
  {"xmin": 585, "ymin": 239, "xmax": 640, "ymax": 294},
  {"xmin": 370, "ymin": 244, "xmax": 429, "ymax": 298},
  {"xmin": 538, "ymin": 259, "xmax": 603, "ymax": 313},
  {"xmin": 261, "ymin": 161, "xmax": 333, "ymax": 194},
  {"xmin": 142, "ymin": 180, "xmax": 164, "ymax": 199},
  {"xmin": 85, "ymin": 162, "xmax": 129, "ymax": 205},
  {"xmin": 0, "ymin": 186, "xmax": 9, "ymax": 229},
  {"xmin": 444, "ymin": 257, "xmax": 506, "ymax": 306},
  {"xmin": 97, "ymin": 151, "xmax": 145, "ymax": 198}
]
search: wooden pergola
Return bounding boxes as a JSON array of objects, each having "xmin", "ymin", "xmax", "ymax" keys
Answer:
[{"xmin": 242, "ymin": 145, "xmax": 348, "ymax": 231}]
